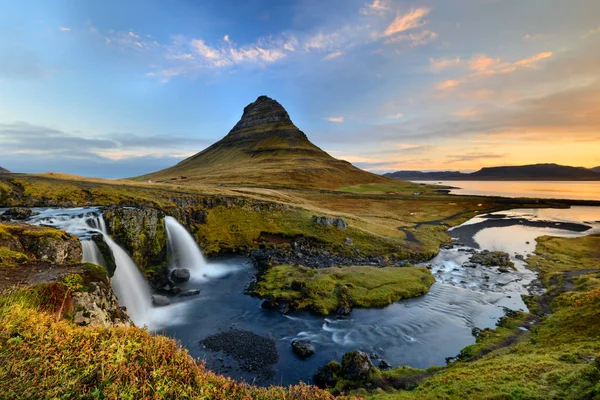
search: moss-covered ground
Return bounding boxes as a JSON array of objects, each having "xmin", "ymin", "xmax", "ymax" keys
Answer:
[
  {"xmin": 344, "ymin": 234, "xmax": 600, "ymax": 399},
  {"xmin": 254, "ymin": 265, "xmax": 435, "ymax": 315}
]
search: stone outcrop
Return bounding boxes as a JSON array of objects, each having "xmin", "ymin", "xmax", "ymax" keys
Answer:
[
  {"xmin": 291, "ymin": 340, "xmax": 316, "ymax": 359},
  {"xmin": 341, "ymin": 351, "xmax": 375, "ymax": 381},
  {"xmin": 470, "ymin": 250, "xmax": 515, "ymax": 269},
  {"xmin": 72, "ymin": 279, "xmax": 131, "ymax": 327},
  {"xmin": 103, "ymin": 207, "xmax": 167, "ymax": 272},
  {"xmin": 312, "ymin": 216, "xmax": 347, "ymax": 230},
  {"xmin": 1, "ymin": 207, "xmax": 37, "ymax": 220}
]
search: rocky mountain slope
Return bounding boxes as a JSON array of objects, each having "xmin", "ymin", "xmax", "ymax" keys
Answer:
[
  {"xmin": 0, "ymin": 166, "xmax": 9, "ymax": 173},
  {"xmin": 139, "ymin": 96, "xmax": 393, "ymax": 189}
]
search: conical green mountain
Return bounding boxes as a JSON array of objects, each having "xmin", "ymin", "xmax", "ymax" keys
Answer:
[{"xmin": 141, "ymin": 96, "xmax": 393, "ymax": 189}]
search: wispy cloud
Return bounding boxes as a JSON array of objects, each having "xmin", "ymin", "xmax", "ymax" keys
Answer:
[
  {"xmin": 384, "ymin": 8, "xmax": 431, "ymax": 37},
  {"xmin": 386, "ymin": 112, "xmax": 404, "ymax": 119},
  {"xmin": 360, "ymin": 0, "xmax": 390, "ymax": 16},
  {"xmin": 326, "ymin": 117, "xmax": 344, "ymax": 123},
  {"xmin": 323, "ymin": 50, "xmax": 344, "ymax": 60},
  {"xmin": 429, "ymin": 57, "xmax": 461, "ymax": 72},
  {"xmin": 58, "ymin": 27, "xmax": 71, "ymax": 32}
]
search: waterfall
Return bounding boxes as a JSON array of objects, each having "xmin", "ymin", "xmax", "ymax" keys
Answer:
[
  {"xmin": 164, "ymin": 216, "xmax": 208, "ymax": 276},
  {"xmin": 102, "ymin": 234, "xmax": 153, "ymax": 326},
  {"xmin": 82, "ymin": 240, "xmax": 105, "ymax": 268}
]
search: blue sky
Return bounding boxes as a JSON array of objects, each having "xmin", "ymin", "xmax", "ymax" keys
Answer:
[{"xmin": 1, "ymin": 0, "xmax": 599, "ymax": 178}]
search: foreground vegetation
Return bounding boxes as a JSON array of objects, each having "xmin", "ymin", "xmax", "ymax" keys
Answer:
[{"xmin": 254, "ymin": 265, "xmax": 435, "ymax": 315}]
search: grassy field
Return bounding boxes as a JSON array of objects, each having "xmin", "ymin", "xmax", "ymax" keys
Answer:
[{"xmin": 254, "ymin": 265, "xmax": 435, "ymax": 314}]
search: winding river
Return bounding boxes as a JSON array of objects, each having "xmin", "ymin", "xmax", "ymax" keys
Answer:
[{"xmin": 5, "ymin": 205, "xmax": 600, "ymax": 386}]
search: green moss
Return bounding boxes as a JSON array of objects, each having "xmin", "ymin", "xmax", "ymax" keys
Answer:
[
  {"xmin": 61, "ymin": 274, "xmax": 87, "ymax": 293},
  {"xmin": 0, "ymin": 248, "xmax": 29, "ymax": 265},
  {"xmin": 254, "ymin": 265, "xmax": 435, "ymax": 314}
]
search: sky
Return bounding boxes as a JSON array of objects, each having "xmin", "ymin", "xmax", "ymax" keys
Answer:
[{"xmin": 0, "ymin": 0, "xmax": 599, "ymax": 178}]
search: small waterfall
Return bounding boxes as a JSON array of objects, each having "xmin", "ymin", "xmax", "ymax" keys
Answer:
[
  {"xmin": 102, "ymin": 234, "xmax": 153, "ymax": 326},
  {"xmin": 164, "ymin": 216, "xmax": 208, "ymax": 276},
  {"xmin": 82, "ymin": 240, "xmax": 105, "ymax": 268}
]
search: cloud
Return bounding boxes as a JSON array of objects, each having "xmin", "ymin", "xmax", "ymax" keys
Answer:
[
  {"xmin": 386, "ymin": 113, "xmax": 404, "ymax": 119},
  {"xmin": 360, "ymin": 0, "xmax": 390, "ymax": 15},
  {"xmin": 453, "ymin": 108, "xmax": 482, "ymax": 117},
  {"xmin": 514, "ymin": 51, "xmax": 553, "ymax": 66},
  {"xmin": 326, "ymin": 117, "xmax": 344, "ymax": 123},
  {"xmin": 384, "ymin": 30, "xmax": 437, "ymax": 47},
  {"xmin": 384, "ymin": 8, "xmax": 431, "ymax": 36},
  {"xmin": 429, "ymin": 57, "xmax": 461, "ymax": 72},
  {"xmin": 58, "ymin": 27, "xmax": 71, "ymax": 32},
  {"xmin": 523, "ymin": 33, "xmax": 544, "ymax": 41},
  {"xmin": 446, "ymin": 153, "xmax": 505, "ymax": 162},
  {"xmin": 323, "ymin": 51, "xmax": 344, "ymax": 60},
  {"xmin": 469, "ymin": 54, "xmax": 500, "ymax": 72}
]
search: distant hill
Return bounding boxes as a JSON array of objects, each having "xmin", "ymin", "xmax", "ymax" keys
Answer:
[
  {"xmin": 592, "ymin": 166, "xmax": 600, "ymax": 173},
  {"xmin": 0, "ymin": 166, "xmax": 9, "ymax": 173},
  {"xmin": 140, "ymin": 96, "xmax": 395, "ymax": 189},
  {"xmin": 385, "ymin": 164, "xmax": 600, "ymax": 181}
]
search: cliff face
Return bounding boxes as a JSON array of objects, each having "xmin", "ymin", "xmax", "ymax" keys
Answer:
[{"xmin": 0, "ymin": 221, "xmax": 131, "ymax": 327}]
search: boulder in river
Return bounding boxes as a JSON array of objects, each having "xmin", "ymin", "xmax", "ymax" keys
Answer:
[
  {"xmin": 341, "ymin": 351, "xmax": 375, "ymax": 381},
  {"xmin": 470, "ymin": 250, "xmax": 515, "ymax": 269},
  {"xmin": 152, "ymin": 295, "xmax": 171, "ymax": 307},
  {"xmin": 170, "ymin": 268, "xmax": 191, "ymax": 283},
  {"xmin": 291, "ymin": 340, "xmax": 316, "ymax": 359},
  {"xmin": 180, "ymin": 289, "xmax": 201, "ymax": 297}
]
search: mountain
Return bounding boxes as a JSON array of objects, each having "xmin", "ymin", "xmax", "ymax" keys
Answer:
[
  {"xmin": 591, "ymin": 166, "xmax": 600, "ymax": 173},
  {"xmin": 141, "ymin": 96, "xmax": 393, "ymax": 189},
  {"xmin": 386, "ymin": 164, "xmax": 600, "ymax": 181},
  {"xmin": 0, "ymin": 166, "xmax": 9, "ymax": 173}
]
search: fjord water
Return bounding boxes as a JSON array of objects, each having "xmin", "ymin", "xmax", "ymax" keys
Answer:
[
  {"xmin": 416, "ymin": 180, "xmax": 600, "ymax": 201},
  {"xmin": 21, "ymin": 205, "xmax": 600, "ymax": 386}
]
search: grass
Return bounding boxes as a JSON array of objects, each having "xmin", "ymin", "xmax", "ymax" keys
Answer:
[
  {"xmin": 0, "ymin": 285, "xmax": 344, "ymax": 400},
  {"xmin": 355, "ymin": 234, "xmax": 600, "ymax": 399},
  {"xmin": 254, "ymin": 265, "xmax": 435, "ymax": 315}
]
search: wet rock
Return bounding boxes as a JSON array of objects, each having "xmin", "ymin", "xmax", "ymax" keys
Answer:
[
  {"xmin": 170, "ymin": 286, "xmax": 182, "ymax": 295},
  {"xmin": 170, "ymin": 268, "xmax": 191, "ymax": 283},
  {"xmin": 370, "ymin": 353, "xmax": 381, "ymax": 360},
  {"xmin": 313, "ymin": 361, "xmax": 341, "ymax": 389},
  {"xmin": 341, "ymin": 351, "xmax": 375, "ymax": 381},
  {"xmin": 180, "ymin": 289, "xmax": 201, "ymax": 297},
  {"xmin": 463, "ymin": 262, "xmax": 478, "ymax": 268},
  {"xmin": 312, "ymin": 215, "xmax": 347, "ymax": 230},
  {"xmin": 151, "ymin": 295, "xmax": 171, "ymax": 307},
  {"xmin": 378, "ymin": 360, "xmax": 391, "ymax": 370},
  {"xmin": 498, "ymin": 267, "xmax": 511, "ymax": 273},
  {"xmin": 470, "ymin": 250, "xmax": 515, "ymax": 269},
  {"xmin": 515, "ymin": 254, "xmax": 525, "ymax": 261},
  {"xmin": 1, "ymin": 207, "xmax": 37, "ymax": 220},
  {"xmin": 291, "ymin": 340, "xmax": 316, "ymax": 359}
]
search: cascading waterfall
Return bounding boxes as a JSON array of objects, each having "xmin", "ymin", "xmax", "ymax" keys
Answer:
[
  {"xmin": 164, "ymin": 216, "xmax": 208, "ymax": 276},
  {"xmin": 81, "ymin": 240, "xmax": 105, "ymax": 267}
]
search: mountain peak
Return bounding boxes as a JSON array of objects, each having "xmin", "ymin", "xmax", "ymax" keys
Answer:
[{"xmin": 227, "ymin": 96, "xmax": 297, "ymax": 139}]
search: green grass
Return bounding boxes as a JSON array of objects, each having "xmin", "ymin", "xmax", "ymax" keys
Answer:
[
  {"xmin": 358, "ymin": 234, "xmax": 600, "ymax": 399},
  {"xmin": 254, "ymin": 265, "xmax": 435, "ymax": 315}
]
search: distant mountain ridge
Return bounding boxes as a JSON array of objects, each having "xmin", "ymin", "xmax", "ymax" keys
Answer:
[
  {"xmin": 0, "ymin": 166, "xmax": 9, "ymax": 173},
  {"xmin": 385, "ymin": 164, "xmax": 600, "ymax": 181},
  {"xmin": 140, "ymin": 96, "xmax": 393, "ymax": 189}
]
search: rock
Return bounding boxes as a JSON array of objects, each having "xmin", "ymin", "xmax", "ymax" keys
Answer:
[
  {"xmin": 291, "ymin": 340, "xmax": 316, "ymax": 359},
  {"xmin": 313, "ymin": 361, "xmax": 342, "ymax": 389},
  {"xmin": 498, "ymin": 267, "xmax": 510, "ymax": 273},
  {"xmin": 378, "ymin": 360, "xmax": 391, "ymax": 370},
  {"xmin": 341, "ymin": 351, "xmax": 375, "ymax": 380},
  {"xmin": 515, "ymin": 254, "xmax": 525, "ymax": 261},
  {"xmin": 18, "ymin": 231, "xmax": 82, "ymax": 264},
  {"xmin": 170, "ymin": 286, "xmax": 182, "ymax": 295},
  {"xmin": 463, "ymin": 262, "xmax": 478, "ymax": 268},
  {"xmin": 151, "ymin": 295, "xmax": 171, "ymax": 307},
  {"xmin": 345, "ymin": 237, "xmax": 353, "ymax": 246},
  {"xmin": 470, "ymin": 250, "xmax": 515, "ymax": 269},
  {"xmin": 180, "ymin": 289, "xmax": 201, "ymax": 297},
  {"xmin": 370, "ymin": 353, "xmax": 381, "ymax": 360},
  {"xmin": 72, "ymin": 281, "xmax": 131, "ymax": 327},
  {"xmin": 312, "ymin": 215, "xmax": 347, "ymax": 230},
  {"xmin": 170, "ymin": 268, "xmax": 191, "ymax": 283},
  {"xmin": 1, "ymin": 207, "xmax": 37, "ymax": 220}
]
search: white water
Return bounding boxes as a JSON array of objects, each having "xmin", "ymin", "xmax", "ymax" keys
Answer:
[
  {"xmin": 102, "ymin": 234, "xmax": 153, "ymax": 326},
  {"xmin": 82, "ymin": 240, "xmax": 105, "ymax": 267},
  {"xmin": 164, "ymin": 216, "xmax": 209, "ymax": 278}
]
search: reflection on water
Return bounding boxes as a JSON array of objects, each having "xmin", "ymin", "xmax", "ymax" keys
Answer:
[{"xmin": 414, "ymin": 180, "xmax": 600, "ymax": 201}]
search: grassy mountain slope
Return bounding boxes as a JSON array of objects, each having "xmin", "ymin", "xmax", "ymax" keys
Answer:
[{"xmin": 138, "ymin": 96, "xmax": 394, "ymax": 189}]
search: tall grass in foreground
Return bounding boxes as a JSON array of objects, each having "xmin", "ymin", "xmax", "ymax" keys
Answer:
[{"xmin": 0, "ymin": 284, "xmax": 346, "ymax": 400}]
